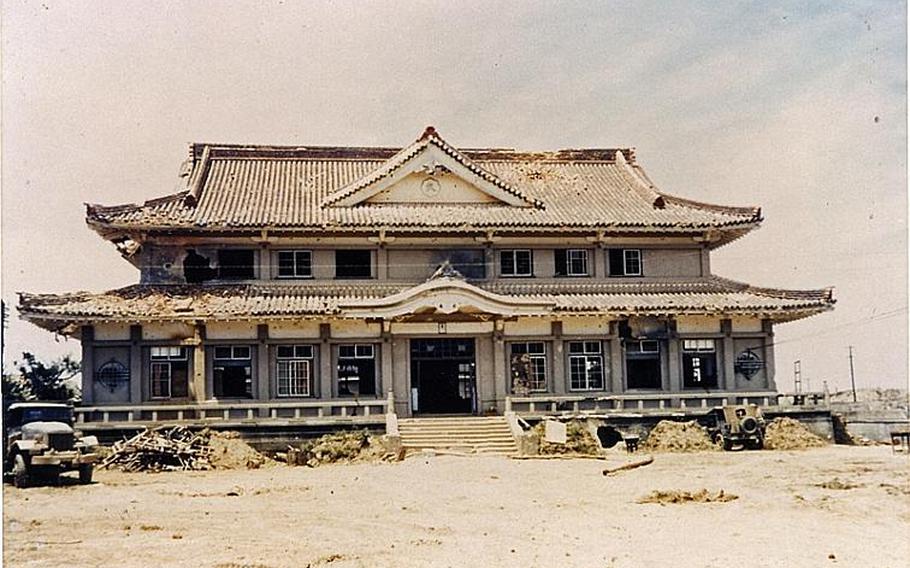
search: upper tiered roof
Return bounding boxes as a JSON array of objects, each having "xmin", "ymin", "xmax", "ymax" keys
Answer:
[{"xmin": 85, "ymin": 127, "xmax": 762, "ymax": 246}]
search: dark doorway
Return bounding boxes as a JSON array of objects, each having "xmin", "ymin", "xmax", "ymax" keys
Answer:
[{"xmin": 410, "ymin": 338, "xmax": 476, "ymax": 414}]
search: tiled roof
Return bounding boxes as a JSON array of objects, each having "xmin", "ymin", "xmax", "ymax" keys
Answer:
[
  {"xmin": 19, "ymin": 276, "xmax": 834, "ymax": 334},
  {"xmin": 85, "ymin": 128, "xmax": 761, "ymax": 241}
]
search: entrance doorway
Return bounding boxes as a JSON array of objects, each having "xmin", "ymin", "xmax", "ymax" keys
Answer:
[{"xmin": 410, "ymin": 338, "xmax": 476, "ymax": 414}]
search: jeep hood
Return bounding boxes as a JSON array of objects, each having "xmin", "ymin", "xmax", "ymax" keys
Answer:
[{"xmin": 20, "ymin": 422, "xmax": 74, "ymax": 437}]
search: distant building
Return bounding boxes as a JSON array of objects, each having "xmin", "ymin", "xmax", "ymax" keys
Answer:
[{"xmin": 19, "ymin": 127, "xmax": 833, "ymax": 427}]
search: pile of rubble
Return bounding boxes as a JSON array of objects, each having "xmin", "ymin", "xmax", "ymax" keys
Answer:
[
  {"xmin": 641, "ymin": 420, "xmax": 717, "ymax": 453},
  {"xmin": 284, "ymin": 430, "xmax": 394, "ymax": 467},
  {"xmin": 534, "ymin": 420, "xmax": 601, "ymax": 455},
  {"xmin": 637, "ymin": 489, "xmax": 738, "ymax": 505},
  {"xmin": 764, "ymin": 417, "xmax": 826, "ymax": 450},
  {"xmin": 101, "ymin": 427, "xmax": 271, "ymax": 472}
]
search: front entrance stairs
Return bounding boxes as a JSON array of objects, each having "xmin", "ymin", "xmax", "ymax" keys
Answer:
[{"xmin": 397, "ymin": 416, "xmax": 519, "ymax": 455}]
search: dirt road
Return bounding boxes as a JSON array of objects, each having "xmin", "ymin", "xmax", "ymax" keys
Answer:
[{"xmin": 3, "ymin": 446, "xmax": 909, "ymax": 567}]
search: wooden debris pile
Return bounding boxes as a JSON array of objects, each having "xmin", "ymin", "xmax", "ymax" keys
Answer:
[{"xmin": 101, "ymin": 426, "xmax": 214, "ymax": 472}]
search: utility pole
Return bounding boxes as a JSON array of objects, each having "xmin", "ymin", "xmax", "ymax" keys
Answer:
[
  {"xmin": 848, "ymin": 346, "xmax": 857, "ymax": 403},
  {"xmin": 793, "ymin": 360, "xmax": 802, "ymax": 394}
]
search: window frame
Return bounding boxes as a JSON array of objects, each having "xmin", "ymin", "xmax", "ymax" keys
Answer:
[
  {"xmin": 681, "ymin": 338, "xmax": 718, "ymax": 389},
  {"xmin": 336, "ymin": 343, "xmax": 378, "ymax": 397},
  {"xmin": 623, "ymin": 249, "xmax": 642, "ymax": 276},
  {"xmin": 556, "ymin": 249, "xmax": 589, "ymax": 277},
  {"xmin": 567, "ymin": 340, "xmax": 605, "ymax": 391},
  {"xmin": 276, "ymin": 344, "xmax": 315, "ymax": 398},
  {"xmin": 608, "ymin": 248, "xmax": 644, "ymax": 277},
  {"xmin": 509, "ymin": 342, "xmax": 549, "ymax": 393},
  {"xmin": 216, "ymin": 249, "xmax": 256, "ymax": 280},
  {"xmin": 276, "ymin": 250, "xmax": 314, "ymax": 279},
  {"xmin": 625, "ymin": 339, "xmax": 662, "ymax": 389},
  {"xmin": 334, "ymin": 249, "xmax": 374, "ymax": 280},
  {"xmin": 149, "ymin": 346, "xmax": 189, "ymax": 400},
  {"xmin": 500, "ymin": 249, "xmax": 534, "ymax": 277},
  {"xmin": 212, "ymin": 345, "xmax": 254, "ymax": 399}
]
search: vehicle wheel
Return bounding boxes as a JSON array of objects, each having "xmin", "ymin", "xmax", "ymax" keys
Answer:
[
  {"xmin": 12, "ymin": 454, "xmax": 30, "ymax": 488},
  {"xmin": 723, "ymin": 439, "xmax": 735, "ymax": 452},
  {"xmin": 78, "ymin": 464, "xmax": 94, "ymax": 485},
  {"xmin": 712, "ymin": 432, "xmax": 726, "ymax": 449},
  {"xmin": 746, "ymin": 437, "xmax": 764, "ymax": 451}
]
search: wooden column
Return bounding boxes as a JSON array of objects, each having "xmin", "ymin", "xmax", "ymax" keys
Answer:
[
  {"xmin": 380, "ymin": 324, "xmax": 393, "ymax": 398},
  {"xmin": 666, "ymin": 320, "xmax": 681, "ymax": 392},
  {"xmin": 492, "ymin": 320, "xmax": 505, "ymax": 405},
  {"xmin": 762, "ymin": 319, "xmax": 776, "ymax": 391},
  {"xmin": 192, "ymin": 323, "xmax": 207, "ymax": 402},
  {"xmin": 721, "ymin": 319, "xmax": 735, "ymax": 390},
  {"xmin": 551, "ymin": 321, "xmax": 566, "ymax": 395},
  {"xmin": 256, "ymin": 324, "xmax": 270, "ymax": 411},
  {"xmin": 129, "ymin": 325, "xmax": 143, "ymax": 404},
  {"xmin": 609, "ymin": 322, "xmax": 624, "ymax": 393},
  {"xmin": 80, "ymin": 326, "xmax": 95, "ymax": 404},
  {"xmin": 319, "ymin": 323, "xmax": 333, "ymax": 399}
]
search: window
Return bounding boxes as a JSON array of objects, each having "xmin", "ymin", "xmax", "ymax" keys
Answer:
[
  {"xmin": 337, "ymin": 344, "xmax": 376, "ymax": 396},
  {"xmin": 277, "ymin": 250, "xmax": 313, "ymax": 279},
  {"xmin": 608, "ymin": 249, "xmax": 643, "ymax": 277},
  {"xmin": 568, "ymin": 341, "xmax": 604, "ymax": 391},
  {"xmin": 510, "ymin": 342, "xmax": 548, "ymax": 392},
  {"xmin": 276, "ymin": 345, "xmax": 314, "ymax": 397},
  {"xmin": 682, "ymin": 339, "xmax": 718, "ymax": 389},
  {"xmin": 335, "ymin": 250, "xmax": 373, "ymax": 279},
  {"xmin": 217, "ymin": 249, "xmax": 255, "ymax": 280},
  {"xmin": 95, "ymin": 359, "xmax": 130, "ymax": 392},
  {"xmin": 555, "ymin": 249, "xmax": 589, "ymax": 277},
  {"xmin": 500, "ymin": 249, "xmax": 533, "ymax": 277},
  {"xmin": 626, "ymin": 340, "xmax": 661, "ymax": 389},
  {"xmin": 150, "ymin": 347, "xmax": 189, "ymax": 399},
  {"xmin": 213, "ymin": 345, "xmax": 253, "ymax": 398},
  {"xmin": 444, "ymin": 249, "xmax": 486, "ymax": 279}
]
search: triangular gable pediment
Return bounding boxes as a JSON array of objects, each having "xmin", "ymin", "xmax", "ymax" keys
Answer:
[
  {"xmin": 337, "ymin": 277, "xmax": 554, "ymax": 319},
  {"xmin": 322, "ymin": 127, "xmax": 543, "ymax": 209}
]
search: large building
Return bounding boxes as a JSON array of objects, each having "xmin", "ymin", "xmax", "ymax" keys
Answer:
[{"xmin": 19, "ymin": 127, "xmax": 834, "ymax": 427}]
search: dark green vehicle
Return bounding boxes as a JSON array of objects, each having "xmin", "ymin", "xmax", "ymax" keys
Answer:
[{"xmin": 707, "ymin": 405, "xmax": 766, "ymax": 451}]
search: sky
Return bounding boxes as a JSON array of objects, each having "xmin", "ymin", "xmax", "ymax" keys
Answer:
[{"xmin": 1, "ymin": 0, "xmax": 907, "ymax": 392}]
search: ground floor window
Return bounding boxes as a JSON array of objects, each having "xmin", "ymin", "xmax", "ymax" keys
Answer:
[
  {"xmin": 276, "ymin": 345, "xmax": 314, "ymax": 397},
  {"xmin": 510, "ymin": 342, "xmax": 548, "ymax": 393},
  {"xmin": 626, "ymin": 340, "xmax": 661, "ymax": 389},
  {"xmin": 568, "ymin": 341, "xmax": 604, "ymax": 391},
  {"xmin": 337, "ymin": 344, "xmax": 376, "ymax": 396},
  {"xmin": 150, "ymin": 347, "xmax": 189, "ymax": 399},
  {"xmin": 213, "ymin": 345, "xmax": 253, "ymax": 398},
  {"xmin": 682, "ymin": 339, "xmax": 718, "ymax": 388}
]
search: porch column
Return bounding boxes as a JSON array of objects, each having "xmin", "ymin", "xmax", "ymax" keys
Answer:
[
  {"xmin": 721, "ymin": 318, "xmax": 735, "ymax": 390},
  {"xmin": 80, "ymin": 326, "xmax": 95, "ymax": 404},
  {"xmin": 551, "ymin": 321, "xmax": 566, "ymax": 395},
  {"xmin": 190, "ymin": 323, "xmax": 206, "ymax": 402},
  {"xmin": 256, "ymin": 324, "xmax": 270, "ymax": 412},
  {"xmin": 667, "ymin": 337, "xmax": 681, "ymax": 392},
  {"xmin": 492, "ymin": 319, "xmax": 505, "ymax": 407},
  {"xmin": 609, "ymin": 322, "xmax": 624, "ymax": 393},
  {"xmin": 763, "ymin": 319, "xmax": 776, "ymax": 391},
  {"xmin": 129, "ymin": 325, "xmax": 142, "ymax": 404},
  {"xmin": 319, "ymin": 323, "xmax": 333, "ymax": 399},
  {"xmin": 380, "ymin": 324, "xmax": 393, "ymax": 398}
]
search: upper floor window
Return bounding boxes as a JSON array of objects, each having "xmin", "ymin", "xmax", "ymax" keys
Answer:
[
  {"xmin": 335, "ymin": 250, "xmax": 373, "ymax": 279},
  {"xmin": 277, "ymin": 250, "xmax": 313, "ymax": 279},
  {"xmin": 445, "ymin": 249, "xmax": 486, "ymax": 279},
  {"xmin": 500, "ymin": 249, "xmax": 533, "ymax": 277},
  {"xmin": 555, "ymin": 249, "xmax": 589, "ymax": 277},
  {"xmin": 218, "ymin": 249, "xmax": 255, "ymax": 280},
  {"xmin": 608, "ymin": 249, "xmax": 642, "ymax": 277}
]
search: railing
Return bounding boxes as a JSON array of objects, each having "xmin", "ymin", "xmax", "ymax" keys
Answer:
[
  {"xmin": 75, "ymin": 391, "xmax": 396, "ymax": 426},
  {"xmin": 504, "ymin": 391, "xmax": 781, "ymax": 415}
]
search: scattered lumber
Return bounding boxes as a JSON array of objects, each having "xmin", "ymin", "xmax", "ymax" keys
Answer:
[
  {"xmin": 602, "ymin": 456, "xmax": 654, "ymax": 476},
  {"xmin": 101, "ymin": 426, "xmax": 213, "ymax": 472}
]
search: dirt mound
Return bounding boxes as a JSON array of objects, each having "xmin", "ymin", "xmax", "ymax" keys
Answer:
[
  {"xmin": 206, "ymin": 430, "xmax": 273, "ymax": 470},
  {"xmin": 291, "ymin": 430, "xmax": 390, "ymax": 467},
  {"xmin": 533, "ymin": 420, "xmax": 601, "ymax": 455},
  {"xmin": 764, "ymin": 418, "xmax": 826, "ymax": 450},
  {"xmin": 637, "ymin": 489, "xmax": 738, "ymax": 505},
  {"xmin": 641, "ymin": 420, "xmax": 717, "ymax": 453}
]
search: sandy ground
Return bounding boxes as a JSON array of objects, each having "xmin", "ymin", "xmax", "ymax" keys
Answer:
[{"xmin": 3, "ymin": 446, "xmax": 909, "ymax": 568}]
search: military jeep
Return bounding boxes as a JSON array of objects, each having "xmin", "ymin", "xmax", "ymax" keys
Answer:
[
  {"xmin": 3, "ymin": 402, "xmax": 99, "ymax": 487},
  {"xmin": 707, "ymin": 404, "xmax": 766, "ymax": 451}
]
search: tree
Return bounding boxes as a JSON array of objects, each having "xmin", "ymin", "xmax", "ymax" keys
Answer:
[{"xmin": 4, "ymin": 352, "xmax": 81, "ymax": 402}]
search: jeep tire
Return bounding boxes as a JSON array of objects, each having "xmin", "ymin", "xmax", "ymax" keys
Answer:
[
  {"xmin": 78, "ymin": 464, "xmax": 94, "ymax": 485},
  {"xmin": 12, "ymin": 454, "xmax": 30, "ymax": 488}
]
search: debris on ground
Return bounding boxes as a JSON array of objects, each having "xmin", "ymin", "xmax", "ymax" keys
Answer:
[
  {"xmin": 101, "ymin": 427, "xmax": 271, "ymax": 472},
  {"xmin": 641, "ymin": 421, "xmax": 717, "ymax": 453},
  {"xmin": 602, "ymin": 456, "xmax": 654, "ymax": 476},
  {"xmin": 764, "ymin": 418, "xmax": 826, "ymax": 450},
  {"xmin": 533, "ymin": 420, "xmax": 601, "ymax": 455},
  {"xmin": 637, "ymin": 489, "xmax": 738, "ymax": 505},
  {"xmin": 815, "ymin": 478, "xmax": 864, "ymax": 490},
  {"xmin": 285, "ymin": 430, "xmax": 397, "ymax": 467}
]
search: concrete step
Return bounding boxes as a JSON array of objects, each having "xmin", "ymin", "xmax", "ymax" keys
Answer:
[{"xmin": 398, "ymin": 416, "xmax": 518, "ymax": 455}]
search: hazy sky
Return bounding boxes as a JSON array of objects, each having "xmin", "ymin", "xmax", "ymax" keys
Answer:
[{"xmin": 2, "ymin": 1, "xmax": 907, "ymax": 392}]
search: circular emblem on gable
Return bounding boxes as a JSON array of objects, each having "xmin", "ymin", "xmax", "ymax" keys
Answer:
[{"xmin": 421, "ymin": 177, "xmax": 441, "ymax": 196}]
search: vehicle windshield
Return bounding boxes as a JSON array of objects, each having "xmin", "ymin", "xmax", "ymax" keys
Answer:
[{"xmin": 20, "ymin": 407, "xmax": 74, "ymax": 425}]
